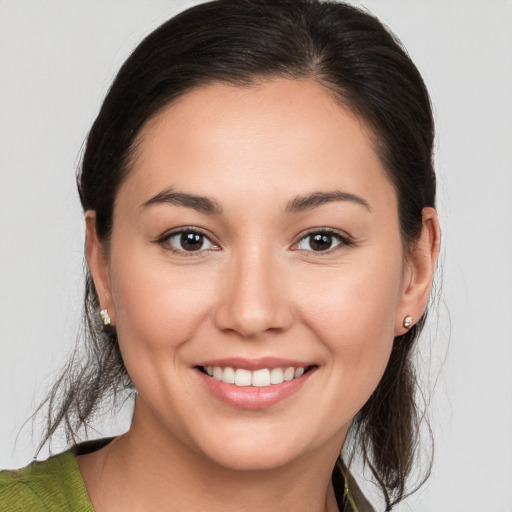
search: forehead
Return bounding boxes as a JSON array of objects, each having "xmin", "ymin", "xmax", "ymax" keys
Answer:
[{"xmin": 119, "ymin": 78, "xmax": 397, "ymax": 214}]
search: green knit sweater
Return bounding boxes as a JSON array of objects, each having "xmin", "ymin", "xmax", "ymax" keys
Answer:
[
  {"xmin": 0, "ymin": 451, "xmax": 94, "ymax": 511},
  {"xmin": 0, "ymin": 448, "xmax": 373, "ymax": 511}
]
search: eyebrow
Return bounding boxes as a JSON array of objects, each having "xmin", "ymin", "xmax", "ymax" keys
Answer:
[
  {"xmin": 141, "ymin": 188, "xmax": 223, "ymax": 215},
  {"xmin": 142, "ymin": 188, "xmax": 370, "ymax": 215},
  {"xmin": 285, "ymin": 190, "xmax": 371, "ymax": 214}
]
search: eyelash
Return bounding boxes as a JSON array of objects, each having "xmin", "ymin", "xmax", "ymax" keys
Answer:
[
  {"xmin": 156, "ymin": 227, "xmax": 219, "ymax": 257},
  {"xmin": 156, "ymin": 227, "xmax": 353, "ymax": 256},
  {"xmin": 293, "ymin": 228, "xmax": 353, "ymax": 255}
]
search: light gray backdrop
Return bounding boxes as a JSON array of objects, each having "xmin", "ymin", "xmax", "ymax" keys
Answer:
[{"xmin": 1, "ymin": 1, "xmax": 511, "ymax": 511}]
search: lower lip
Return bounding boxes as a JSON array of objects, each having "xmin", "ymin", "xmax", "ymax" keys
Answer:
[{"xmin": 195, "ymin": 368, "xmax": 315, "ymax": 409}]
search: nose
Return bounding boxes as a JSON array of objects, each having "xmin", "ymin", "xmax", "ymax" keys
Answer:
[{"xmin": 213, "ymin": 246, "xmax": 293, "ymax": 339}]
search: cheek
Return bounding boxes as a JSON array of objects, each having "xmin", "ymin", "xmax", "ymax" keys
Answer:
[
  {"xmin": 299, "ymin": 254, "xmax": 402, "ymax": 338},
  {"xmin": 109, "ymin": 250, "xmax": 216, "ymax": 353},
  {"xmin": 295, "ymin": 254, "xmax": 402, "ymax": 401}
]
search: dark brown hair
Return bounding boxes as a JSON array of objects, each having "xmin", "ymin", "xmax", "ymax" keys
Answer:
[{"xmin": 38, "ymin": 1, "xmax": 436, "ymax": 508}]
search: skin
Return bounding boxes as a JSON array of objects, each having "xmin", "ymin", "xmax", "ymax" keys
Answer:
[{"xmin": 80, "ymin": 78, "xmax": 440, "ymax": 512}]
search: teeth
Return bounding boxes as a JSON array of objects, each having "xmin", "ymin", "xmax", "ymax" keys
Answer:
[
  {"xmin": 203, "ymin": 365, "xmax": 307, "ymax": 387},
  {"xmin": 234, "ymin": 369, "xmax": 252, "ymax": 386},
  {"xmin": 223, "ymin": 366, "xmax": 235, "ymax": 384},
  {"xmin": 252, "ymin": 369, "xmax": 270, "ymax": 387},
  {"xmin": 283, "ymin": 367, "xmax": 295, "ymax": 381},
  {"xmin": 270, "ymin": 368, "xmax": 284, "ymax": 384}
]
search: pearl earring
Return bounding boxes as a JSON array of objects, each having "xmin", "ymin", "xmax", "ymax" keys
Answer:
[
  {"xmin": 100, "ymin": 309, "xmax": 111, "ymax": 326},
  {"xmin": 403, "ymin": 315, "xmax": 413, "ymax": 329}
]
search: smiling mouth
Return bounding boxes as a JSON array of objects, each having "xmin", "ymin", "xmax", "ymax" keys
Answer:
[{"xmin": 197, "ymin": 365, "xmax": 316, "ymax": 387}]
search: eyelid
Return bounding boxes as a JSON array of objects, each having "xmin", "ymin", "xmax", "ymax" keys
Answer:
[
  {"xmin": 291, "ymin": 228, "xmax": 353, "ymax": 253},
  {"xmin": 155, "ymin": 226, "xmax": 352, "ymax": 256},
  {"xmin": 156, "ymin": 226, "xmax": 220, "ymax": 255}
]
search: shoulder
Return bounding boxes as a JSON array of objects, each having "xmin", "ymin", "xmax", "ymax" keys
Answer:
[{"xmin": 0, "ymin": 451, "xmax": 95, "ymax": 512}]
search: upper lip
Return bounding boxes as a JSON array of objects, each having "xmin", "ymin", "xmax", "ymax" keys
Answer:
[{"xmin": 195, "ymin": 357, "xmax": 315, "ymax": 371}]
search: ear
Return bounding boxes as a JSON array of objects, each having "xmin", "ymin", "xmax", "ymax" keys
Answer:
[
  {"xmin": 85, "ymin": 210, "xmax": 115, "ymax": 325},
  {"xmin": 395, "ymin": 207, "xmax": 440, "ymax": 335}
]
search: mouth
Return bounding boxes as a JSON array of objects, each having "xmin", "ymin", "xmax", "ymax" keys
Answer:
[
  {"xmin": 194, "ymin": 358, "xmax": 318, "ymax": 408},
  {"xmin": 197, "ymin": 365, "xmax": 317, "ymax": 387}
]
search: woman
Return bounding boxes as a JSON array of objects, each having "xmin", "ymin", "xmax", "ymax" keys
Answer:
[{"xmin": 0, "ymin": 1, "xmax": 440, "ymax": 510}]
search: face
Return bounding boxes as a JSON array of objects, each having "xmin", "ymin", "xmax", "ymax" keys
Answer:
[{"xmin": 88, "ymin": 79, "xmax": 423, "ymax": 472}]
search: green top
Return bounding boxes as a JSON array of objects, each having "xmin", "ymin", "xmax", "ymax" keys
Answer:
[
  {"xmin": 0, "ymin": 445, "xmax": 374, "ymax": 512},
  {"xmin": 0, "ymin": 451, "xmax": 95, "ymax": 512}
]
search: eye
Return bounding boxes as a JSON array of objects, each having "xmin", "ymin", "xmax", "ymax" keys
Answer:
[
  {"xmin": 295, "ymin": 230, "xmax": 350, "ymax": 252},
  {"xmin": 162, "ymin": 229, "xmax": 218, "ymax": 253}
]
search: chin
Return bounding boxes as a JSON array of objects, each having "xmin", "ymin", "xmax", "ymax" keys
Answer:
[
  {"xmin": 205, "ymin": 445, "xmax": 302, "ymax": 472},
  {"xmin": 189, "ymin": 425, "xmax": 332, "ymax": 473}
]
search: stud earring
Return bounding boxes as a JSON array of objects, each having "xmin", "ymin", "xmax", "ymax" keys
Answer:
[
  {"xmin": 403, "ymin": 315, "xmax": 413, "ymax": 329},
  {"xmin": 100, "ymin": 309, "xmax": 111, "ymax": 326}
]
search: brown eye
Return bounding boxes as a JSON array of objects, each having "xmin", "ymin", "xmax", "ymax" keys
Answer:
[
  {"xmin": 180, "ymin": 232, "xmax": 204, "ymax": 251},
  {"xmin": 296, "ymin": 231, "xmax": 347, "ymax": 252},
  {"xmin": 310, "ymin": 233, "xmax": 333, "ymax": 251},
  {"xmin": 166, "ymin": 230, "xmax": 217, "ymax": 253}
]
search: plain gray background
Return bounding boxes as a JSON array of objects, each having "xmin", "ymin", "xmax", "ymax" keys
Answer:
[{"xmin": 1, "ymin": 1, "xmax": 511, "ymax": 510}]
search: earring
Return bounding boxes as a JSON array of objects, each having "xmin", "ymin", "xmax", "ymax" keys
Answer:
[
  {"xmin": 100, "ymin": 309, "xmax": 111, "ymax": 326},
  {"xmin": 403, "ymin": 315, "xmax": 413, "ymax": 329}
]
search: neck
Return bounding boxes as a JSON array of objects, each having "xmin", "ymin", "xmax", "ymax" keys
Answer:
[{"xmin": 78, "ymin": 401, "xmax": 344, "ymax": 512}]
